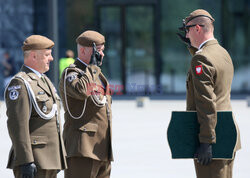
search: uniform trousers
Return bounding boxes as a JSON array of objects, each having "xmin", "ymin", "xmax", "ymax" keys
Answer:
[
  {"xmin": 194, "ymin": 159, "xmax": 234, "ymax": 178},
  {"xmin": 14, "ymin": 168, "xmax": 57, "ymax": 178},
  {"xmin": 65, "ymin": 156, "xmax": 111, "ymax": 178}
]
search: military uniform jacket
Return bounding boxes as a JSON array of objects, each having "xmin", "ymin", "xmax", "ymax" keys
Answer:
[
  {"xmin": 186, "ymin": 39, "xmax": 241, "ymax": 151},
  {"xmin": 5, "ymin": 65, "xmax": 67, "ymax": 169},
  {"xmin": 59, "ymin": 59, "xmax": 113, "ymax": 161}
]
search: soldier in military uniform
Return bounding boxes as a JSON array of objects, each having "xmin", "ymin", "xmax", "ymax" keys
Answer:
[
  {"xmin": 5, "ymin": 35, "xmax": 67, "ymax": 178},
  {"xmin": 178, "ymin": 9, "xmax": 241, "ymax": 178},
  {"xmin": 59, "ymin": 30, "xmax": 113, "ymax": 178}
]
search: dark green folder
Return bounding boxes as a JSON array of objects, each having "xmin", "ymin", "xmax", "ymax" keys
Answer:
[{"xmin": 167, "ymin": 111, "xmax": 237, "ymax": 159}]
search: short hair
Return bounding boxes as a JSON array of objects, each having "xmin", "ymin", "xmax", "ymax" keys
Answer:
[
  {"xmin": 77, "ymin": 44, "xmax": 92, "ymax": 54},
  {"xmin": 77, "ymin": 44, "xmax": 83, "ymax": 54},
  {"xmin": 190, "ymin": 16, "xmax": 214, "ymax": 33},
  {"xmin": 23, "ymin": 50, "xmax": 31, "ymax": 59}
]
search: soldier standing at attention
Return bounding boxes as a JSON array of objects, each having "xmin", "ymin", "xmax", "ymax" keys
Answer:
[
  {"xmin": 59, "ymin": 30, "xmax": 113, "ymax": 178},
  {"xmin": 5, "ymin": 35, "xmax": 67, "ymax": 178},
  {"xmin": 178, "ymin": 9, "xmax": 241, "ymax": 178}
]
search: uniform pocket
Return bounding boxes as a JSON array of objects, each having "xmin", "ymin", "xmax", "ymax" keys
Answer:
[
  {"xmin": 31, "ymin": 136, "xmax": 48, "ymax": 145},
  {"xmin": 36, "ymin": 94, "xmax": 51, "ymax": 113},
  {"xmin": 79, "ymin": 123, "xmax": 98, "ymax": 133}
]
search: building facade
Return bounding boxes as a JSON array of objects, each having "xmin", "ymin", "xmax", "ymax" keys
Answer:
[{"xmin": 0, "ymin": 0, "xmax": 249, "ymax": 97}]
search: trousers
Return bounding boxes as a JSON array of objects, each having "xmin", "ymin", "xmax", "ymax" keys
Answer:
[{"xmin": 65, "ymin": 157, "xmax": 111, "ymax": 178}]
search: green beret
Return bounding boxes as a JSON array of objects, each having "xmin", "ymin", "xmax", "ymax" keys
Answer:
[
  {"xmin": 185, "ymin": 9, "xmax": 215, "ymax": 25},
  {"xmin": 76, "ymin": 30, "xmax": 105, "ymax": 47},
  {"xmin": 22, "ymin": 35, "xmax": 54, "ymax": 51}
]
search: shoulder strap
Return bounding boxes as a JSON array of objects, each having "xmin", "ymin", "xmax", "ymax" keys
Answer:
[
  {"xmin": 63, "ymin": 67, "xmax": 87, "ymax": 119},
  {"xmin": 16, "ymin": 75, "xmax": 57, "ymax": 120}
]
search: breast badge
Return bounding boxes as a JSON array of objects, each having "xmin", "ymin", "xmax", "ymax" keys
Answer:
[{"xmin": 42, "ymin": 105, "xmax": 48, "ymax": 113}]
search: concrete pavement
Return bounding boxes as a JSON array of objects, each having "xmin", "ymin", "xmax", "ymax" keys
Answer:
[{"xmin": 0, "ymin": 99, "xmax": 249, "ymax": 178}]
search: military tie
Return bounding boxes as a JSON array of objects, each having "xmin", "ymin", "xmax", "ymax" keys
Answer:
[
  {"xmin": 41, "ymin": 76, "xmax": 50, "ymax": 90},
  {"xmin": 41, "ymin": 76, "xmax": 47, "ymax": 84}
]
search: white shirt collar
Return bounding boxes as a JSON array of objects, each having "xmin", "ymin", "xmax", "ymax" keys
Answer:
[
  {"xmin": 24, "ymin": 65, "xmax": 43, "ymax": 78},
  {"xmin": 77, "ymin": 58, "xmax": 88, "ymax": 66},
  {"xmin": 198, "ymin": 38, "xmax": 215, "ymax": 50}
]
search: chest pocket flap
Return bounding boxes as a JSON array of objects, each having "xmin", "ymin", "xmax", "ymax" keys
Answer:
[
  {"xmin": 36, "ymin": 95, "xmax": 49, "ymax": 102},
  {"xmin": 79, "ymin": 123, "xmax": 98, "ymax": 133},
  {"xmin": 31, "ymin": 136, "xmax": 48, "ymax": 145}
]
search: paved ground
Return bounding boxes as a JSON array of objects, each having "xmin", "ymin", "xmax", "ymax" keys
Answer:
[{"xmin": 0, "ymin": 99, "xmax": 250, "ymax": 178}]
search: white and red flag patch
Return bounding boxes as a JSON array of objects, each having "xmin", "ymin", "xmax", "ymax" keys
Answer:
[{"xmin": 195, "ymin": 65, "xmax": 203, "ymax": 75}]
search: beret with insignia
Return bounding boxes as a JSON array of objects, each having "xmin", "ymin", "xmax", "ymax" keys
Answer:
[
  {"xmin": 22, "ymin": 35, "xmax": 54, "ymax": 51},
  {"xmin": 76, "ymin": 30, "xmax": 105, "ymax": 47},
  {"xmin": 184, "ymin": 9, "xmax": 215, "ymax": 25}
]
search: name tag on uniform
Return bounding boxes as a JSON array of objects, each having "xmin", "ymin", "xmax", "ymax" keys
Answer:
[{"xmin": 38, "ymin": 91, "xmax": 45, "ymax": 95}]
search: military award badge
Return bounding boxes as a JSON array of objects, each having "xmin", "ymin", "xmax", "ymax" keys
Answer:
[{"xmin": 195, "ymin": 65, "xmax": 202, "ymax": 75}]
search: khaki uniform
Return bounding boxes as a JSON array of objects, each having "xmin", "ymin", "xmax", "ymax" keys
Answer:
[
  {"xmin": 5, "ymin": 65, "xmax": 67, "ymax": 177},
  {"xmin": 186, "ymin": 39, "xmax": 241, "ymax": 178},
  {"xmin": 59, "ymin": 59, "xmax": 113, "ymax": 178}
]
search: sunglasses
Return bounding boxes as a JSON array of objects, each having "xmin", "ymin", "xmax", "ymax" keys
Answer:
[{"xmin": 185, "ymin": 24, "xmax": 204, "ymax": 32}]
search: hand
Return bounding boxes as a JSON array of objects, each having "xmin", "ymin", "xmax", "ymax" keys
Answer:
[
  {"xmin": 176, "ymin": 33, "xmax": 191, "ymax": 47},
  {"xmin": 20, "ymin": 162, "xmax": 37, "ymax": 178},
  {"xmin": 90, "ymin": 43, "xmax": 102, "ymax": 66},
  {"xmin": 194, "ymin": 143, "xmax": 212, "ymax": 165},
  {"xmin": 90, "ymin": 52, "xmax": 98, "ymax": 66}
]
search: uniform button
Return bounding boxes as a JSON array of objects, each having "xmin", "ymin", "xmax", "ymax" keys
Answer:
[
  {"xmin": 83, "ymin": 128, "xmax": 86, "ymax": 131},
  {"xmin": 33, "ymin": 140, "xmax": 37, "ymax": 144}
]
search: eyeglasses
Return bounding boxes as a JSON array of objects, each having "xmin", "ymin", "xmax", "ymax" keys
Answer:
[{"xmin": 185, "ymin": 24, "xmax": 204, "ymax": 33}]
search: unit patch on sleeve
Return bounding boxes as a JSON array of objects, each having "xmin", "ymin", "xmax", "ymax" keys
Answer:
[
  {"xmin": 195, "ymin": 65, "xmax": 203, "ymax": 75},
  {"xmin": 8, "ymin": 85, "xmax": 21, "ymax": 91},
  {"xmin": 9, "ymin": 89, "xmax": 19, "ymax": 100},
  {"xmin": 8, "ymin": 85, "xmax": 21, "ymax": 100},
  {"xmin": 66, "ymin": 73, "xmax": 77, "ymax": 83}
]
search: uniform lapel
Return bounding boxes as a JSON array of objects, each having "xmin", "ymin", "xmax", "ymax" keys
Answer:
[
  {"xmin": 99, "ymin": 72, "xmax": 112, "ymax": 96},
  {"xmin": 99, "ymin": 73, "xmax": 108, "ymax": 89},
  {"xmin": 22, "ymin": 68, "xmax": 52, "ymax": 96},
  {"xmin": 37, "ymin": 78, "xmax": 51, "ymax": 95},
  {"xmin": 43, "ymin": 75, "xmax": 56, "ymax": 101}
]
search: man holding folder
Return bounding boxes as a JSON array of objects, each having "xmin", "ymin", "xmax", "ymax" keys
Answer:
[{"xmin": 177, "ymin": 9, "xmax": 241, "ymax": 178}]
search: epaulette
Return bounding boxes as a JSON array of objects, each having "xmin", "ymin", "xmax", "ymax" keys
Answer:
[
  {"xmin": 11, "ymin": 72, "xmax": 28, "ymax": 83},
  {"xmin": 15, "ymin": 71, "xmax": 26, "ymax": 78},
  {"xmin": 195, "ymin": 49, "xmax": 203, "ymax": 54},
  {"xmin": 69, "ymin": 64, "xmax": 76, "ymax": 68}
]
